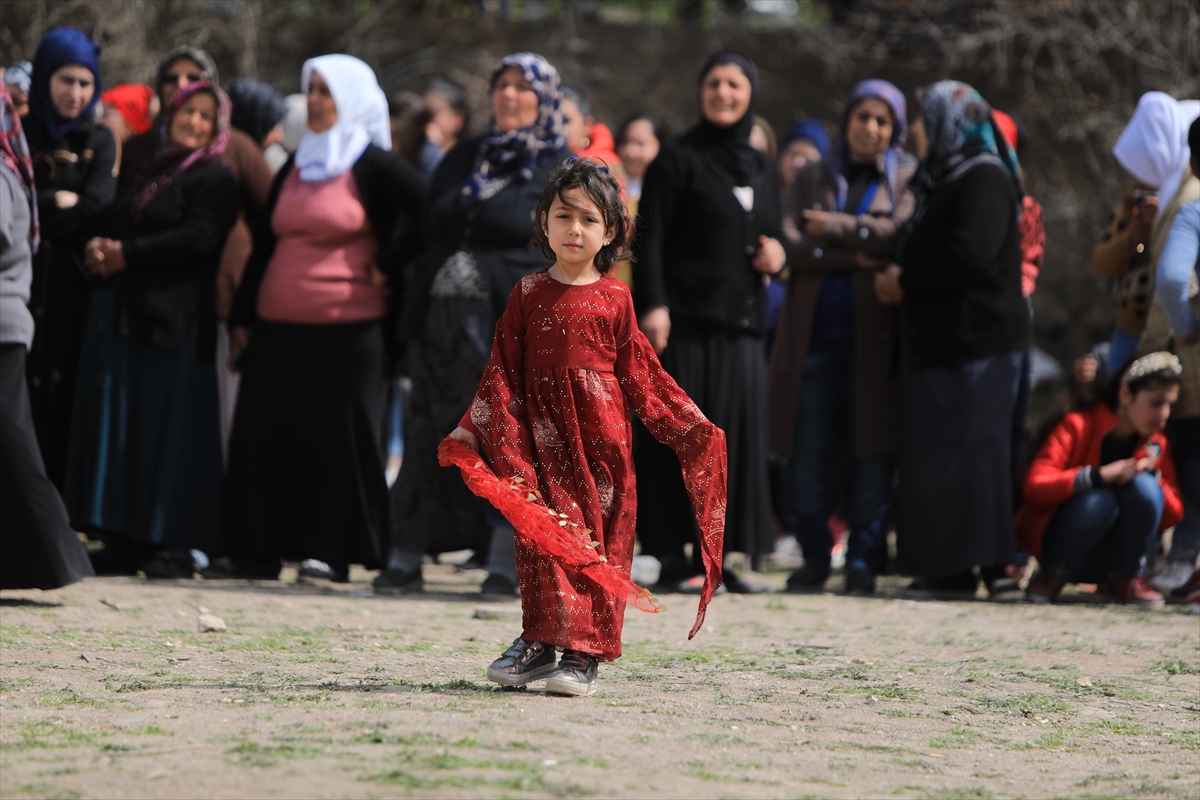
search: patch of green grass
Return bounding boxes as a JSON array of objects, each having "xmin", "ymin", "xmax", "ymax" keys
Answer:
[
  {"xmin": 839, "ymin": 683, "xmax": 921, "ymax": 701},
  {"xmin": 15, "ymin": 785, "xmax": 82, "ymax": 799},
  {"xmin": 0, "ymin": 676, "xmax": 37, "ymax": 691},
  {"xmin": 2, "ymin": 722, "xmax": 109, "ymax": 751},
  {"xmin": 930, "ymin": 726, "xmax": 982, "ymax": 749},
  {"xmin": 684, "ymin": 731, "xmax": 757, "ymax": 747},
  {"xmin": 1162, "ymin": 728, "xmax": 1200, "ymax": 750},
  {"xmin": 1083, "ymin": 719, "xmax": 1151, "ymax": 737},
  {"xmin": 973, "ymin": 692, "xmax": 1072, "ymax": 714},
  {"xmin": 226, "ymin": 740, "xmax": 324, "ymax": 767},
  {"xmin": 1034, "ymin": 728, "xmax": 1067, "ymax": 749},
  {"xmin": 923, "ymin": 788, "xmax": 995, "ymax": 800},
  {"xmin": 888, "ymin": 756, "xmax": 940, "ymax": 773},
  {"xmin": 33, "ymin": 688, "xmax": 108, "ymax": 708},
  {"xmin": 1151, "ymin": 657, "xmax": 1199, "ymax": 678}
]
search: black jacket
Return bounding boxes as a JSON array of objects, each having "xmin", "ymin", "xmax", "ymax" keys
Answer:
[
  {"xmin": 28, "ymin": 120, "xmax": 119, "ymax": 244},
  {"xmin": 102, "ymin": 162, "xmax": 240, "ymax": 359},
  {"xmin": 230, "ymin": 145, "xmax": 427, "ymax": 340},
  {"xmin": 396, "ymin": 135, "xmax": 569, "ymax": 345},
  {"xmin": 631, "ymin": 135, "xmax": 783, "ymax": 336},
  {"xmin": 897, "ymin": 161, "xmax": 1030, "ymax": 369}
]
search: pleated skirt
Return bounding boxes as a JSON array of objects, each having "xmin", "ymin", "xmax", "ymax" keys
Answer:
[
  {"xmin": 895, "ymin": 349, "xmax": 1022, "ymax": 577},
  {"xmin": 635, "ymin": 324, "xmax": 774, "ymax": 561},
  {"xmin": 64, "ymin": 288, "xmax": 222, "ymax": 550},
  {"xmin": 219, "ymin": 320, "xmax": 387, "ymax": 567}
]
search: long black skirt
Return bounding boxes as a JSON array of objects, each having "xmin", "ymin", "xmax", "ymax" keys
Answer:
[
  {"xmin": 219, "ymin": 320, "xmax": 387, "ymax": 567},
  {"xmin": 0, "ymin": 344, "xmax": 94, "ymax": 590},
  {"xmin": 635, "ymin": 324, "xmax": 774, "ymax": 562},
  {"xmin": 895, "ymin": 349, "xmax": 1022, "ymax": 577}
]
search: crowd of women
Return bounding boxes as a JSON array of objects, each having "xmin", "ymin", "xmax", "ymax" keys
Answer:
[{"xmin": 3, "ymin": 27, "xmax": 1198, "ymax": 613}]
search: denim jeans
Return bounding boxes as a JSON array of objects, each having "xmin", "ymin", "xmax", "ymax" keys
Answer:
[
  {"xmin": 1041, "ymin": 472, "xmax": 1163, "ymax": 584},
  {"xmin": 1167, "ymin": 418, "xmax": 1200, "ymax": 564},
  {"xmin": 783, "ymin": 342, "xmax": 894, "ymax": 574},
  {"xmin": 1108, "ymin": 328, "xmax": 1141, "ymax": 374}
]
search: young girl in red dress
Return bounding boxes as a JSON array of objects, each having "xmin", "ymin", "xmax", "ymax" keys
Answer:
[{"xmin": 440, "ymin": 158, "xmax": 727, "ymax": 696}]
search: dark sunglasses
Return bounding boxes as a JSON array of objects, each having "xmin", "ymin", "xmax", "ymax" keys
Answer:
[
  {"xmin": 566, "ymin": 155, "xmax": 609, "ymax": 173},
  {"xmin": 163, "ymin": 72, "xmax": 204, "ymax": 86}
]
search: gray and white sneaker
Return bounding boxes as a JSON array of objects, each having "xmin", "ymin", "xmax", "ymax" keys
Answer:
[
  {"xmin": 545, "ymin": 649, "xmax": 599, "ymax": 697},
  {"xmin": 1149, "ymin": 561, "xmax": 1196, "ymax": 594},
  {"xmin": 486, "ymin": 638, "xmax": 558, "ymax": 686}
]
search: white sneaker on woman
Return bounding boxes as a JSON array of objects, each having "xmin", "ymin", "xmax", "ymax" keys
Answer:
[{"xmin": 1148, "ymin": 561, "xmax": 1196, "ymax": 594}]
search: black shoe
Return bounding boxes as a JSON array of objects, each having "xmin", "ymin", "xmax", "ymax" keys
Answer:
[
  {"xmin": 200, "ymin": 556, "xmax": 281, "ymax": 580},
  {"xmin": 844, "ymin": 563, "xmax": 876, "ymax": 595},
  {"xmin": 486, "ymin": 638, "xmax": 558, "ymax": 686},
  {"xmin": 142, "ymin": 551, "xmax": 195, "ymax": 579},
  {"xmin": 786, "ymin": 562, "xmax": 830, "ymax": 593},
  {"xmin": 456, "ymin": 552, "xmax": 487, "ymax": 571},
  {"xmin": 908, "ymin": 571, "xmax": 978, "ymax": 599},
  {"xmin": 981, "ymin": 565, "xmax": 1022, "ymax": 601},
  {"xmin": 545, "ymin": 648, "xmax": 599, "ymax": 696},
  {"xmin": 298, "ymin": 559, "xmax": 349, "ymax": 583},
  {"xmin": 372, "ymin": 566, "xmax": 422, "ymax": 594},
  {"xmin": 480, "ymin": 572, "xmax": 519, "ymax": 595}
]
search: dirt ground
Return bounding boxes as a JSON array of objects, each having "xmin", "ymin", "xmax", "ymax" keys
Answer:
[{"xmin": 1, "ymin": 562, "xmax": 1198, "ymax": 800}]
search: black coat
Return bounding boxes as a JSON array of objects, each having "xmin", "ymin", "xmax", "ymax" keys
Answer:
[
  {"xmin": 396, "ymin": 135, "xmax": 569, "ymax": 345},
  {"xmin": 631, "ymin": 135, "xmax": 783, "ymax": 336},
  {"xmin": 103, "ymin": 162, "xmax": 241, "ymax": 358},
  {"xmin": 230, "ymin": 145, "xmax": 427, "ymax": 342},
  {"xmin": 897, "ymin": 160, "xmax": 1030, "ymax": 370}
]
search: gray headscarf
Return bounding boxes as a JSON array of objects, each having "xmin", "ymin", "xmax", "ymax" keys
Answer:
[{"xmin": 155, "ymin": 46, "xmax": 219, "ymax": 102}]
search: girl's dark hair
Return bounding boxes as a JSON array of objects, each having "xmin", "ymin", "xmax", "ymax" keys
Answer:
[
  {"xmin": 1101, "ymin": 354, "xmax": 1183, "ymax": 411},
  {"xmin": 531, "ymin": 157, "xmax": 632, "ymax": 273},
  {"xmin": 616, "ymin": 113, "xmax": 669, "ymax": 146}
]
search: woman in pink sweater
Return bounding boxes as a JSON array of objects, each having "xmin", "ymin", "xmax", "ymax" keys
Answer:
[{"xmin": 212, "ymin": 55, "xmax": 425, "ymax": 581}]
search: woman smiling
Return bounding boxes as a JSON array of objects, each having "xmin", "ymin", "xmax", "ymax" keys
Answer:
[{"xmin": 65, "ymin": 81, "xmax": 240, "ymax": 578}]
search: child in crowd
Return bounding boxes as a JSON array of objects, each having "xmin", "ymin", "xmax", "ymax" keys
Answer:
[
  {"xmin": 440, "ymin": 158, "xmax": 727, "ymax": 696},
  {"xmin": 1017, "ymin": 353, "xmax": 1184, "ymax": 606}
]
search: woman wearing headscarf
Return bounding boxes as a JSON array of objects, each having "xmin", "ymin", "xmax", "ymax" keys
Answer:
[
  {"xmin": 873, "ymin": 80, "xmax": 1029, "ymax": 597},
  {"xmin": 0, "ymin": 81, "xmax": 94, "ymax": 590},
  {"xmin": 99, "ymin": 84, "xmax": 156, "ymax": 145},
  {"xmin": 768, "ymin": 79, "xmax": 915, "ymax": 595},
  {"xmin": 64, "ymin": 81, "xmax": 240, "ymax": 577},
  {"xmin": 4, "ymin": 61, "xmax": 33, "ymax": 119},
  {"xmin": 632, "ymin": 52, "xmax": 785, "ymax": 591},
  {"xmin": 378, "ymin": 52, "xmax": 570, "ymax": 594},
  {"xmin": 217, "ymin": 55, "xmax": 426, "ymax": 581},
  {"xmin": 23, "ymin": 28, "xmax": 118, "ymax": 491}
]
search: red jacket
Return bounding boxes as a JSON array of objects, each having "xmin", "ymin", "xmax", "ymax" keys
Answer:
[{"xmin": 1015, "ymin": 403, "xmax": 1183, "ymax": 558}]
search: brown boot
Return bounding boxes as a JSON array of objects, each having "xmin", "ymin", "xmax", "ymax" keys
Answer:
[{"xmin": 486, "ymin": 638, "xmax": 557, "ymax": 686}]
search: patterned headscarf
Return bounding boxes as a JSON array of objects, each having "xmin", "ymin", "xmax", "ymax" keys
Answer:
[
  {"xmin": 463, "ymin": 52, "xmax": 564, "ymax": 206},
  {"xmin": 28, "ymin": 27, "xmax": 102, "ymax": 141},
  {"xmin": 832, "ymin": 79, "xmax": 907, "ymax": 209},
  {"xmin": 916, "ymin": 80, "xmax": 1019, "ymax": 189},
  {"xmin": 4, "ymin": 61, "xmax": 33, "ymax": 95},
  {"xmin": 0, "ymin": 82, "xmax": 38, "ymax": 251},
  {"xmin": 133, "ymin": 80, "xmax": 231, "ymax": 216}
]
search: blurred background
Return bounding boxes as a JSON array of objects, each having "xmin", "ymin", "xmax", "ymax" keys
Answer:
[{"xmin": 3, "ymin": 0, "xmax": 1197, "ymax": 367}]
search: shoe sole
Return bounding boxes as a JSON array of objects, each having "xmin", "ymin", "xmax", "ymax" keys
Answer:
[
  {"xmin": 373, "ymin": 582, "xmax": 423, "ymax": 595},
  {"xmin": 486, "ymin": 663, "xmax": 558, "ymax": 687},
  {"xmin": 545, "ymin": 675, "xmax": 598, "ymax": 696}
]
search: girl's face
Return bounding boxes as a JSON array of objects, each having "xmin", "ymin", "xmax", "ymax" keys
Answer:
[
  {"xmin": 701, "ymin": 64, "xmax": 751, "ymax": 129},
  {"xmin": 307, "ymin": 72, "xmax": 338, "ymax": 134},
  {"xmin": 492, "ymin": 66, "xmax": 539, "ymax": 134},
  {"xmin": 542, "ymin": 187, "xmax": 611, "ymax": 270},
  {"xmin": 845, "ymin": 96, "xmax": 894, "ymax": 164},
  {"xmin": 49, "ymin": 64, "xmax": 95, "ymax": 121},
  {"xmin": 561, "ymin": 97, "xmax": 591, "ymax": 155},
  {"xmin": 168, "ymin": 91, "xmax": 218, "ymax": 151},
  {"xmin": 1120, "ymin": 383, "xmax": 1179, "ymax": 437},
  {"xmin": 617, "ymin": 118, "xmax": 659, "ymax": 179},
  {"xmin": 779, "ymin": 138, "xmax": 822, "ymax": 185}
]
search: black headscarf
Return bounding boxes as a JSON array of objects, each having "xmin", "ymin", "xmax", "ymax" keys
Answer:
[
  {"xmin": 224, "ymin": 79, "xmax": 287, "ymax": 144},
  {"xmin": 685, "ymin": 51, "xmax": 761, "ymax": 185}
]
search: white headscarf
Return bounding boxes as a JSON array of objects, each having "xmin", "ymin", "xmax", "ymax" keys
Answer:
[
  {"xmin": 295, "ymin": 55, "xmax": 391, "ymax": 182},
  {"xmin": 1113, "ymin": 92, "xmax": 1200, "ymax": 207}
]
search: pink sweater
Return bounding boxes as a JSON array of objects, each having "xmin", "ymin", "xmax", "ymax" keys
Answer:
[{"xmin": 256, "ymin": 169, "xmax": 386, "ymax": 324}]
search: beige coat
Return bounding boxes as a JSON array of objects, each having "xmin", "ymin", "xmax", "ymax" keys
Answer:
[{"xmin": 768, "ymin": 158, "xmax": 916, "ymax": 457}]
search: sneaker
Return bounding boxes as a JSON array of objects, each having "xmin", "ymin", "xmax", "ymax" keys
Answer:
[
  {"xmin": 844, "ymin": 563, "xmax": 876, "ymax": 596},
  {"xmin": 298, "ymin": 559, "xmax": 349, "ymax": 583},
  {"xmin": 372, "ymin": 565, "xmax": 422, "ymax": 594},
  {"xmin": 545, "ymin": 649, "xmax": 599, "ymax": 696},
  {"xmin": 486, "ymin": 638, "xmax": 558, "ymax": 687},
  {"xmin": 1024, "ymin": 569, "xmax": 1063, "ymax": 604},
  {"xmin": 1173, "ymin": 569, "xmax": 1200, "ymax": 599},
  {"xmin": 1148, "ymin": 561, "xmax": 1196, "ymax": 594},
  {"xmin": 480, "ymin": 573, "xmax": 519, "ymax": 596},
  {"xmin": 1105, "ymin": 576, "xmax": 1165, "ymax": 608},
  {"xmin": 981, "ymin": 565, "xmax": 1023, "ymax": 602},
  {"xmin": 785, "ymin": 562, "xmax": 830, "ymax": 593}
]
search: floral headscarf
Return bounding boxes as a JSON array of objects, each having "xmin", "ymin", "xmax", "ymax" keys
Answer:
[
  {"xmin": 133, "ymin": 80, "xmax": 231, "ymax": 216},
  {"xmin": 0, "ymin": 82, "xmax": 38, "ymax": 251},
  {"xmin": 916, "ymin": 80, "xmax": 1019, "ymax": 189},
  {"xmin": 831, "ymin": 79, "xmax": 907, "ymax": 210},
  {"xmin": 463, "ymin": 52, "xmax": 565, "ymax": 206}
]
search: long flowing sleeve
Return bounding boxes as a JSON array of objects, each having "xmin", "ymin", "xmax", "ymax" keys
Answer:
[{"xmin": 614, "ymin": 291, "xmax": 728, "ymax": 638}]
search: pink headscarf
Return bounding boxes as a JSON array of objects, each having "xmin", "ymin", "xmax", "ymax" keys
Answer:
[{"xmin": 133, "ymin": 80, "xmax": 230, "ymax": 215}]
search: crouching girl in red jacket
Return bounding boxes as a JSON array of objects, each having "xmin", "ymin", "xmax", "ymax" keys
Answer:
[{"xmin": 1017, "ymin": 352, "xmax": 1184, "ymax": 607}]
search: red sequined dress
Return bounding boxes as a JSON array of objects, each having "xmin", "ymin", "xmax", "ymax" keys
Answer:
[{"xmin": 444, "ymin": 271, "xmax": 727, "ymax": 660}]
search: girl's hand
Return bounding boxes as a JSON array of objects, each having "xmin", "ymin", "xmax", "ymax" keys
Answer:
[
  {"xmin": 856, "ymin": 250, "xmax": 888, "ymax": 269},
  {"xmin": 449, "ymin": 426, "xmax": 478, "ymax": 451},
  {"xmin": 800, "ymin": 209, "xmax": 829, "ymax": 238},
  {"xmin": 86, "ymin": 239, "xmax": 127, "ymax": 278},
  {"xmin": 1099, "ymin": 458, "xmax": 1139, "ymax": 486},
  {"xmin": 55, "ymin": 190, "xmax": 79, "ymax": 209},
  {"xmin": 873, "ymin": 264, "xmax": 904, "ymax": 305},
  {"xmin": 84, "ymin": 238, "xmax": 105, "ymax": 273},
  {"xmin": 640, "ymin": 307, "xmax": 671, "ymax": 354},
  {"xmin": 751, "ymin": 235, "xmax": 785, "ymax": 275}
]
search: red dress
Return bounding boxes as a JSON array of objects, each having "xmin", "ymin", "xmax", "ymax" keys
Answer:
[{"xmin": 446, "ymin": 271, "xmax": 727, "ymax": 660}]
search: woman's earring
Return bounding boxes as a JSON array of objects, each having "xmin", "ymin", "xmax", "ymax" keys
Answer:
[{"xmin": 581, "ymin": 136, "xmax": 591, "ymax": 148}]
